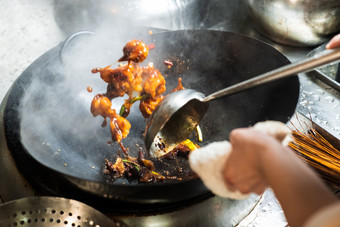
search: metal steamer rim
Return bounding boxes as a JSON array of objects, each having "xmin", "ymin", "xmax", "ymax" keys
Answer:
[{"xmin": 0, "ymin": 196, "xmax": 126, "ymax": 227}]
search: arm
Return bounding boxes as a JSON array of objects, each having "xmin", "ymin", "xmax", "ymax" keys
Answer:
[{"xmin": 223, "ymin": 128, "xmax": 338, "ymax": 227}]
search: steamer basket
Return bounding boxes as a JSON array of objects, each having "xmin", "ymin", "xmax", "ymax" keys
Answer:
[{"xmin": 0, "ymin": 196, "xmax": 126, "ymax": 227}]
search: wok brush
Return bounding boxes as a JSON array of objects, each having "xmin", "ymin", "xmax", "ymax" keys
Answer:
[{"xmin": 288, "ymin": 128, "xmax": 340, "ymax": 187}]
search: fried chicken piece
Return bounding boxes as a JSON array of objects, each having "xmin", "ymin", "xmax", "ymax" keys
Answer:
[
  {"xmin": 110, "ymin": 113, "xmax": 131, "ymax": 143},
  {"xmin": 90, "ymin": 40, "xmax": 170, "ymax": 148},
  {"xmin": 90, "ymin": 94, "xmax": 112, "ymax": 117},
  {"xmin": 92, "ymin": 63, "xmax": 143, "ymax": 100},
  {"xmin": 139, "ymin": 76, "xmax": 182, "ymax": 118},
  {"xmin": 141, "ymin": 63, "xmax": 166, "ymax": 99},
  {"xmin": 111, "ymin": 63, "xmax": 143, "ymax": 97},
  {"xmin": 92, "ymin": 66, "xmax": 114, "ymax": 84},
  {"xmin": 139, "ymin": 96, "xmax": 164, "ymax": 118},
  {"xmin": 118, "ymin": 40, "xmax": 149, "ymax": 63},
  {"xmin": 92, "ymin": 41, "xmax": 165, "ymax": 120},
  {"xmin": 90, "ymin": 94, "xmax": 131, "ymax": 143}
]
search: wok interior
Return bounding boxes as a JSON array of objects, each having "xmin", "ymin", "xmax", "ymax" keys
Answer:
[{"xmin": 20, "ymin": 30, "xmax": 299, "ymax": 184}]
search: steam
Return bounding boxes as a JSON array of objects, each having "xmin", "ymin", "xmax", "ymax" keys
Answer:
[
  {"xmin": 15, "ymin": 0, "xmax": 259, "ymax": 182},
  {"xmin": 18, "ymin": 2, "xmax": 234, "ymax": 177},
  {"xmin": 18, "ymin": 25, "xmax": 199, "ymax": 179},
  {"xmin": 19, "ymin": 30, "xmax": 146, "ymax": 178},
  {"xmin": 18, "ymin": 23, "xmax": 227, "ymax": 174}
]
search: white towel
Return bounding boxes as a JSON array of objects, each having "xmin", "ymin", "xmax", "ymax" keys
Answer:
[{"xmin": 189, "ymin": 121, "xmax": 292, "ymax": 199}]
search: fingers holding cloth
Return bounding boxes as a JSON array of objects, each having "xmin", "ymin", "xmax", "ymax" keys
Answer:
[{"xmin": 188, "ymin": 121, "xmax": 292, "ymax": 199}]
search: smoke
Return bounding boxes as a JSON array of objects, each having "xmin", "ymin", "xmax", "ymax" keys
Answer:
[
  {"xmin": 18, "ymin": 25, "xmax": 210, "ymax": 178},
  {"xmin": 17, "ymin": 0, "xmax": 256, "ymax": 179},
  {"xmin": 19, "ymin": 30, "xmax": 145, "ymax": 178}
]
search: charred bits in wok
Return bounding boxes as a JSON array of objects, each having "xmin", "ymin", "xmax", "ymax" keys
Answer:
[
  {"xmin": 90, "ymin": 39, "xmax": 195, "ymax": 183},
  {"xmin": 105, "ymin": 151, "xmax": 166, "ymax": 183}
]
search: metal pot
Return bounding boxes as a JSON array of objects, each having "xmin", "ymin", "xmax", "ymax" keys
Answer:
[
  {"xmin": 244, "ymin": 0, "xmax": 340, "ymax": 47},
  {"xmin": 53, "ymin": 0, "xmax": 207, "ymax": 35}
]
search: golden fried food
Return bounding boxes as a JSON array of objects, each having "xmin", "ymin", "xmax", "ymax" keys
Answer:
[
  {"xmin": 91, "ymin": 39, "xmax": 194, "ymax": 183},
  {"xmin": 91, "ymin": 40, "xmax": 182, "ymax": 151},
  {"xmin": 118, "ymin": 40, "xmax": 149, "ymax": 63},
  {"xmin": 90, "ymin": 94, "xmax": 131, "ymax": 143},
  {"xmin": 139, "ymin": 96, "xmax": 164, "ymax": 118},
  {"xmin": 91, "ymin": 66, "xmax": 114, "ymax": 84},
  {"xmin": 90, "ymin": 94, "xmax": 112, "ymax": 118},
  {"xmin": 92, "ymin": 63, "xmax": 143, "ymax": 100},
  {"xmin": 141, "ymin": 63, "xmax": 166, "ymax": 99},
  {"xmin": 110, "ymin": 114, "xmax": 131, "ymax": 143}
]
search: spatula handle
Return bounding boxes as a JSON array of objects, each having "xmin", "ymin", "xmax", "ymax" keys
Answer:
[{"xmin": 204, "ymin": 48, "xmax": 340, "ymax": 102}]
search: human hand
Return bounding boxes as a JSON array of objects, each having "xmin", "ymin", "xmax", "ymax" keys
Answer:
[
  {"xmin": 223, "ymin": 127, "xmax": 338, "ymax": 227},
  {"xmin": 222, "ymin": 128, "xmax": 285, "ymax": 195},
  {"xmin": 326, "ymin": 34, "xmax": 340, "ymax": 49}
]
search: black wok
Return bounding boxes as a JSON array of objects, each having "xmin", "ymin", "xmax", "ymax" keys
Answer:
[{"xmin": 4, "ymin": 30, "xmax": 299, "ymax": 204}]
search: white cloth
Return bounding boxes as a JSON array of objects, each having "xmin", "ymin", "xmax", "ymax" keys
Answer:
[
  {"xmin": 189, "ymin": 140, "xmax": 247, "ymax": 199},
  {"xmin": 189, "ymin": 121, "xmax": 291, "ymax": 199}
]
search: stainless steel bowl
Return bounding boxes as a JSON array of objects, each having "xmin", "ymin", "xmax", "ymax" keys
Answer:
[
  {"xmin": 245, "ymin": 0, "xmax": 340, "ymax": 47},
  {"xmin": 53, "ymin": 0, "xmax": 207, "ymax": 35}
]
